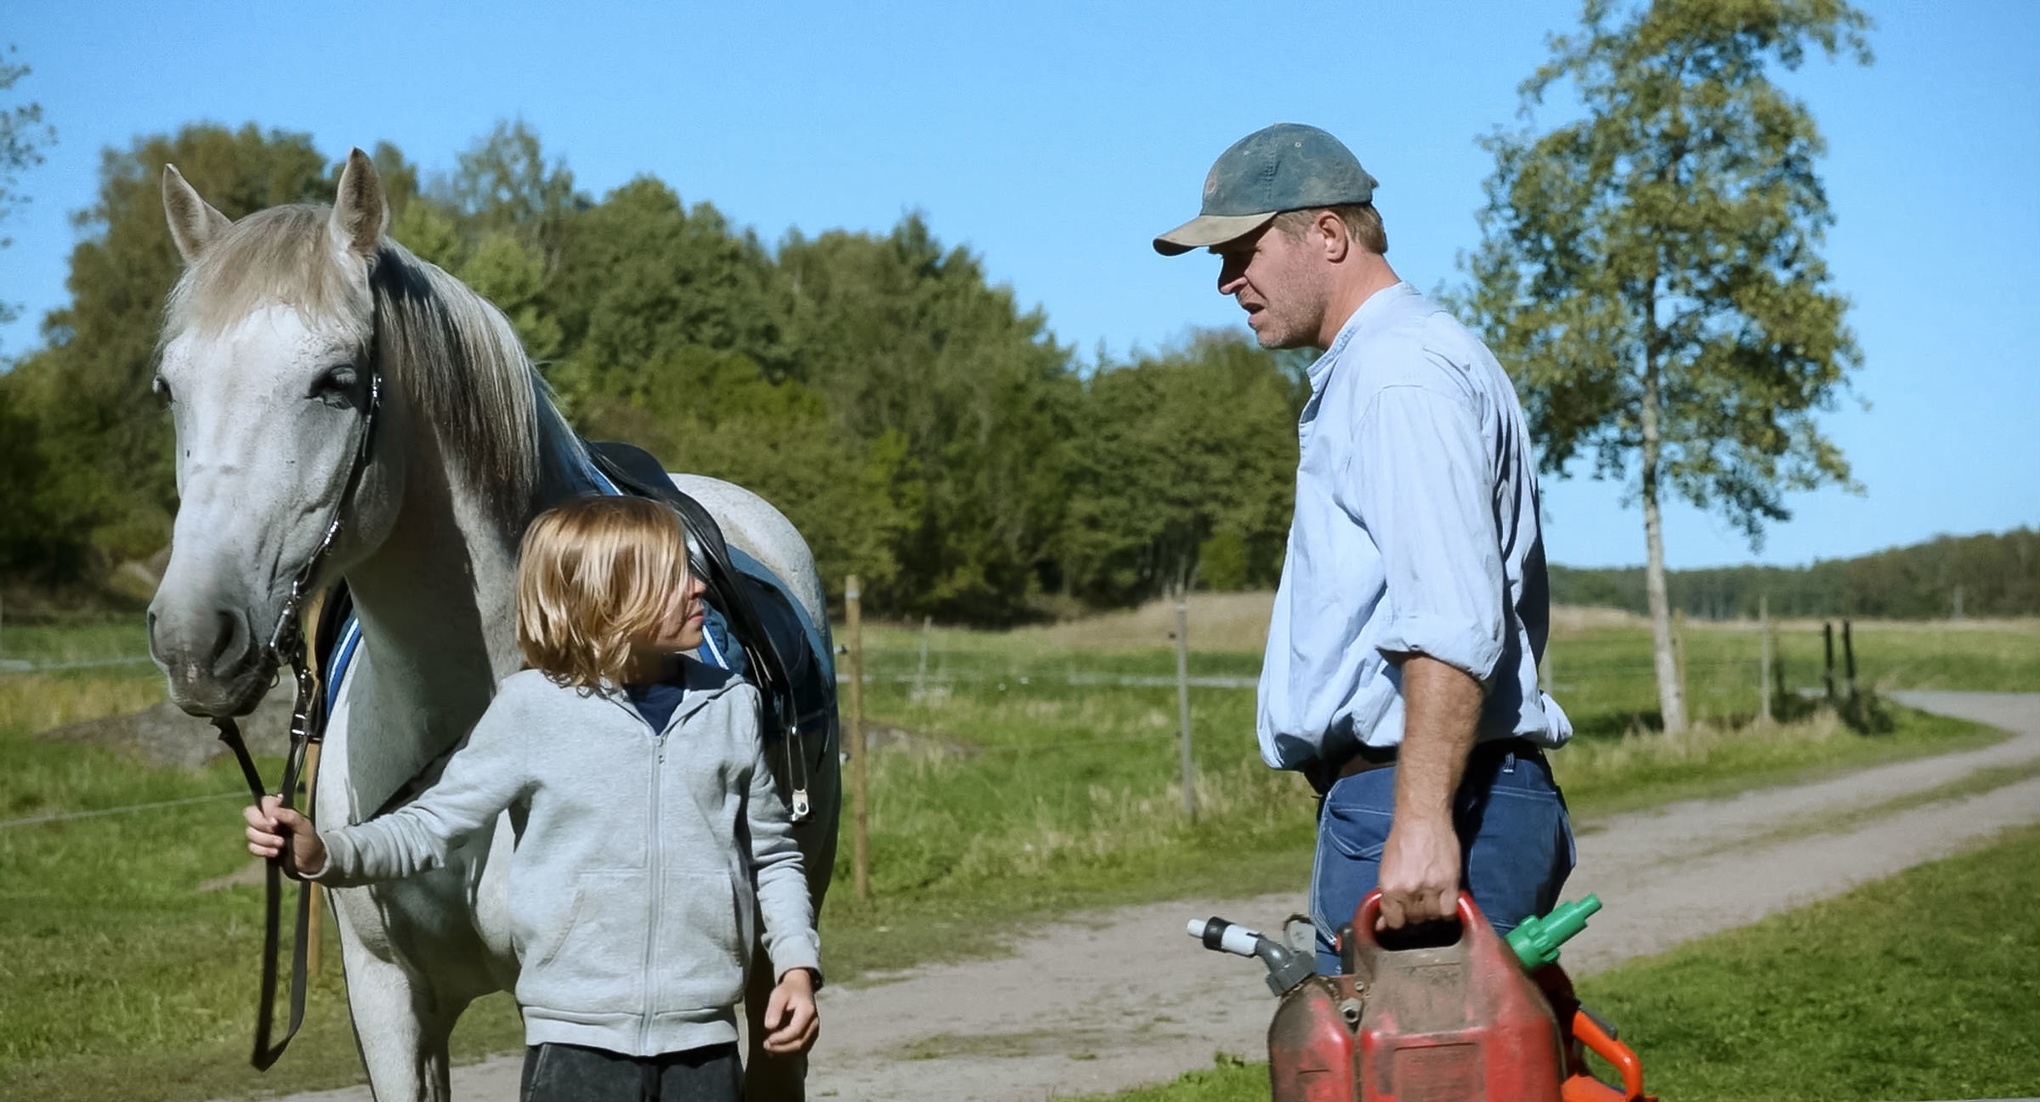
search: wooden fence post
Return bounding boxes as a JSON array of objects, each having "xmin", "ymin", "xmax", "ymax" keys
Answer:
[
  {"xmin": 846, "ymin": 576, "xmax": 869, "ymax": 903},
  {"xmin": 1173, "ymin": 591, "xmax": 1196, "ymax": 823},
  {"xmin": 1822, "ymin": 621, "xmax": 1837, "ymax": 704},
  {"xmin": 1842, "ymin": 618, "xmax": 1858, "ymax": 704},
  {"xmin": 1758, "ymin": 595, "xmax": 1773, "ymax": 725},
  {"xmin": 912, "ymin": 614, "xmax": 931, "ymax": 701}
]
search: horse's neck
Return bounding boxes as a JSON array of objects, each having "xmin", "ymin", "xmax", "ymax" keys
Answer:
[{"xmin": 340, "ymin": 394, "xmax": 588, "ymax": 785}]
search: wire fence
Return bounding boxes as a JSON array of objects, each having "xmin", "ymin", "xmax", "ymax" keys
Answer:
[
  {"xmin": 0, "ymin": 790, "xmax": 247, "ymax": 831},
  {"xmin": 0, "ymin": 619, "xmax": 1870, "ymax": 830},
  {"xmin": 0, "ymin": 655, "xmax": 157, "ymax": 673}
]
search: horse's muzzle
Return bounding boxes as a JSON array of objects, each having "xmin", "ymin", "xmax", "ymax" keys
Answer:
[{"xmin": 148, "ymin": 603, "xmax": 276, "ymax": 717}]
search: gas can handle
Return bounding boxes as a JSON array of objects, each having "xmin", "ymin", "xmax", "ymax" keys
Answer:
[
  {"xmin": 1572, "ymin": 1007, "xmax": 1647, "ymax": 1100},
  {"xmin": 1348, "ymin": 889, "xmax": 1490, "ymax": 952}
]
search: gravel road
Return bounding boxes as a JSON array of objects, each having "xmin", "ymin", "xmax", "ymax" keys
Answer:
[{"xmin": 226, "ymin": 691, "xmax": 2040, "ymax": 1102}]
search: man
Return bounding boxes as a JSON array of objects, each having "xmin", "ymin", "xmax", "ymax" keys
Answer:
[{"xmin": 1156, "ymin": 123, "xmax": 1574, "ymax": 973}]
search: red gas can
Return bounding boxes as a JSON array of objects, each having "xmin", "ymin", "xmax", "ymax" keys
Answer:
[
  {"xmin": 1268, "ymin": 972, "xmax": 1364, "ymax": 1102},
  {"xmin": 1347, "ymin": 891, "xmax": 1565, "ymax": 1102}
]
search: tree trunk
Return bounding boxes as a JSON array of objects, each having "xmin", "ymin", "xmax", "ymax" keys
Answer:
[{"xmin": 1639, "ymin": 322, "xmax": 1687, "ymax": 735}]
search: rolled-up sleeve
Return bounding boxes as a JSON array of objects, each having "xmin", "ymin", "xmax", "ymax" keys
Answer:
[{"xmin": 1346, "ymin": 382, "xmax": 1507, "ymax": 683}]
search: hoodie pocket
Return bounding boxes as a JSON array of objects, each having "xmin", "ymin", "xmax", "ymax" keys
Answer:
[
  {"xmin": 656, "ymin": 870, "xmax": 746, "ymax": 1011},
  {"xmin": 520, "ymin": 869, "xmax": 649, "ymax": 1013}
]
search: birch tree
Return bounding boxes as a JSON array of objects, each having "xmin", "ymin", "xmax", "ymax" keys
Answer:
[{"xmin": 1463, "ymin": 0, "xmax": 1870, "ymax": 732}]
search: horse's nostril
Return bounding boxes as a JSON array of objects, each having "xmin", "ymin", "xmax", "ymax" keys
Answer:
[{"xmin": 209, "ymin": 610, "xmax": 243, "ymax": 668}]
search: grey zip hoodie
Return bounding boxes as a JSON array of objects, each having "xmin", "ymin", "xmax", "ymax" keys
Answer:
[{"xmin": 310, "ymin": 660, "xmax": 819, "ymax": 1056}]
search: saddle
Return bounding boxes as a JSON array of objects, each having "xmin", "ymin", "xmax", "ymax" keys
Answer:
[
  {"xmin": 318, "ymin": 438, "xmax": 836, "ymax": 821},
  {"xmin": 580, "ymin": 439, "xmax": 836, "ymax": 743}
]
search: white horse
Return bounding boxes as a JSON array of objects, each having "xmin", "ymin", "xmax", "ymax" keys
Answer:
[{"xmin": 147, "ymin": 150, "xmax": 838, "ymax": 1102}]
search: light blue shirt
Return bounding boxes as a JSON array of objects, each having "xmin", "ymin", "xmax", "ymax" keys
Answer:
[{"xmin": 1256, "ymin": 282, "xmax": 1571, "ymax": 776}]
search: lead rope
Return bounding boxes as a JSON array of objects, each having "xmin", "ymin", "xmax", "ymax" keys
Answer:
[
  {"xmin": 212, "ymin": 628, "xmax": 322, "ymax": 1070},
  {"xmin": 221, "ymin": 362, "xmax": 379, "ymax": 1070}
]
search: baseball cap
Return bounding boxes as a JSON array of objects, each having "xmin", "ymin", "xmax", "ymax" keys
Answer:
[{"xmin": 1153, "ymin": 123, "xmax": 1379, "ymax": 256}]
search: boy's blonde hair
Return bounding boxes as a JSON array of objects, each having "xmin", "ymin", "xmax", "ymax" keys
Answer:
[{"xmin": 517, "ymin": 496, "xmax": 690, "ymax": 689}]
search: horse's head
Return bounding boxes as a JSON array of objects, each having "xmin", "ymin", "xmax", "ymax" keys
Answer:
[{"xmin": 148, "ymin": 150, "xmax": 406, "ymax": 716}]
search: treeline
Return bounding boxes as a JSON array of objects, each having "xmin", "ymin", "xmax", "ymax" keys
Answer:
[
  {"xmin": 0, "ymin": 122, "xmax": 1306, "ymax": 624},
  {"xmin": 1550, "ymin": 528, "xmax": 2040, "ymax": 620}
]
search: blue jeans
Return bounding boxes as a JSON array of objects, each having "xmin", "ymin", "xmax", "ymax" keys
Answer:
[{"xmin": 1310, "ymin": 742, "xmax": 1575, "ymax": 974}]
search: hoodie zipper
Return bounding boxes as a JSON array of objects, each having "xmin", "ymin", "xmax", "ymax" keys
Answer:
[
  {"xmin": 615, "ymin": 677, "xmax": 728, "ymax": 1053},
  {"xmin": 639, "ymin": 712, "xmax": 670, "ymax": 1055}
]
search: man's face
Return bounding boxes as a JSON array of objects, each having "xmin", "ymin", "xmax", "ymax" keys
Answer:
[{"xmin": 1214, "ymin": 222, "xmax": 1330, "ymax": 350}]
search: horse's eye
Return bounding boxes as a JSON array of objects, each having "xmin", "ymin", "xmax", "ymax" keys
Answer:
[
  {"xmin": 312, "ymin": 365, "xmax": 360, "ymax": 409},
  {"xmin": 151, "ymin": 375, "xmax": 173, "ymax": 408}
]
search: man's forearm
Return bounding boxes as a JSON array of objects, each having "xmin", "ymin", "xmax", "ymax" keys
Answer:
[
  {"xmin": 1373, "ymin": 654, "xmax": 1486, "ymax": 927},
  {"xmin": 1394, "ymin": 655, "xmax": 1485, "ymax": 823}
]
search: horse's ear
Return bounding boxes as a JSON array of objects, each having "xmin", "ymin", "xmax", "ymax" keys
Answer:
[
  {"xmin": 330, "ymin": 148, "xmax": 388, "ymax": 259},
  {"xmin": 162, "ymin": 164, "xmax": 233, "ymax": 265}
]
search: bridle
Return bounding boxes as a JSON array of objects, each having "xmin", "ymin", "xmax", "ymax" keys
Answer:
[{"xmin": 210, "ymin": 352, "xmax": 382, "ymax": 1070}]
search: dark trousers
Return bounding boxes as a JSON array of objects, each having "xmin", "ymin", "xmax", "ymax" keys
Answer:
[{"xmin": 521, "ymin": 1042, "xmax": 742, "ymax": 1102}]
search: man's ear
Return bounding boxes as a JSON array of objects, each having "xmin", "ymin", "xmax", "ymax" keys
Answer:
[{"xmin": 1317, "ymin": 210, "xmax": 1352, "ymax": 264}]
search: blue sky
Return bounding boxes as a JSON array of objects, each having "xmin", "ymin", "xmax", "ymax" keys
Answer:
[{"xmin": 3, "ymin": 0, "xmax": 2035, "ymax": 570}]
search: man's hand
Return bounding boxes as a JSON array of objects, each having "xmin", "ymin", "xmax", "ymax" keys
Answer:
[
  {"xmin": 761, "ymin": 968, "xmax": 819, "ymax": 1055},
  {"xmin": 1377, "ymin": 655, "xmax": 1483, "ymax": 929},
  {"xmin": 1376, "ymin": 813, "xmax": 1461, "ymax": 929},
  {"xmin": 244, "ymin": 795, "xmax": 326, "ymax": 879}
]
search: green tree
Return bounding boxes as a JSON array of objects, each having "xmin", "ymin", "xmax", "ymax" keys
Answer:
[
  {"xmin": 576, "ymin": 347, "xmax": 917, "ymax": 595},
  {"xmin": 1063, "ymin": 331, "xmax": 1303, "ymax": 605},
  {"xmin": 390, "ymin": 198, "xmax": 465, "ymax": 270},
  {"xmin": 6, "ymin": 123, "xmax": 330, "ymax": 567},
  {"xmin": 779, "ymin": 216, "xmax": 1077, "ymax": 622},
  {"xmin": 0, "ymin": 383, "xmax": 58, "ymax": 576},
  {"xmin": 1461, "ymin": 0, "xmax": 1871, "ymax": 732},
  {"xmin": 545, "ymin": 176, "xmax": 788, "ymax": 402},
  {"xmin": 0, "ymin": 44, "xmax": 57, "ymax": 344},
  {"xmin": 0, "ymin": 45, "xmax": 58, "ymax": 578},
  {"xmin": 442, "ymin": 120, "xmax": 582, "ymax": 271},
  {"xmin": 362, "ymin": 140, "xmax": 420, "ymax": 222},
  {"xmin": 460, "ymin": 232, "xmax": 563, "ymax": 361}
]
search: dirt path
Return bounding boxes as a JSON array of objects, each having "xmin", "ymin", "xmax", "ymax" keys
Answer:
[{"xmin": 234, "ymin": 691, "xmax": 2040, "ymax": 1102}]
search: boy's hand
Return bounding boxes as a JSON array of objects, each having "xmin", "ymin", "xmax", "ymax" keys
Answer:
[
  {"xmin": 244, "ymin": 795, "xmax": 326, "ymax": 879},
  {"xmin": 761, "ymin": 968, "xmax": 819, "ymax": 1055}
]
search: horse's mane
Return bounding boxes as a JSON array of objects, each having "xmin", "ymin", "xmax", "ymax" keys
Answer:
[{"xmin": 165, "ymin": 204, "xmax": 557, "ymax": 524}]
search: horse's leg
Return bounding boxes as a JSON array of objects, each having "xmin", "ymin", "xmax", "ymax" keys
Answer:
[
  {"xmin": 331, "ymin": 886, "xmax": 475, "ymax": 1102},
  {"xmin": 333, "ymin": 875, "xmax": 506, "ymax": 1102},
  {"xmin": 745, "ymin": 713, "xmax": 841, "ymax": 1102}
]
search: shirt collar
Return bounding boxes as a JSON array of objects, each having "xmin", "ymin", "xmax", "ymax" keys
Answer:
[{"xmin": 1304, "ymin": 281, "xmax": 1417, "ymax": 397}]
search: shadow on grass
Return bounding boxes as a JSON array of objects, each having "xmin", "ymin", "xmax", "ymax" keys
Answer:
[{"xmin": 1568, "ymin": 686, "xmax": 1888, "ymax": 742}]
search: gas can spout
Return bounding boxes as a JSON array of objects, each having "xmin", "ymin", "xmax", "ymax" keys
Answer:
[
  {"xmin": 1506, "ymin": 895, "xmax": 1602, "ymax": 970},
  {"xmin": 1189, "ymin": 916, "xmax": 1316, "ymax": 996}
]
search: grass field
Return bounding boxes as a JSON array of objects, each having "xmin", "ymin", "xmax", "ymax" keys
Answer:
[
  {"xmin": 0, "ymin": 631, "xmax": 528, "ymax": 1102},
  {"xmin": 0, "ymin": 608, "xmax": 2034, "ymax": 1101},
  {"xmin": 1543, "ymin": 613, "xmax": 2040, "ymax": 734},
  {"xmin": 1078, "ymin": 821, "xmax": 2040, "ymax": 1102}
]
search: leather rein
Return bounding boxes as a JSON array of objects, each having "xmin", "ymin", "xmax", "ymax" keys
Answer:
[{"xmin": 210, "ymin": 363, "xmax": 381, "ymax": 1070}]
